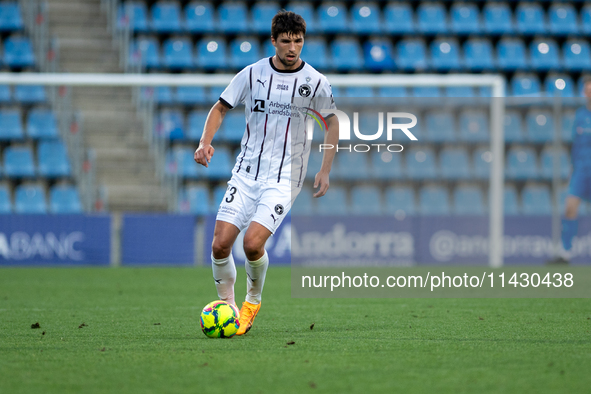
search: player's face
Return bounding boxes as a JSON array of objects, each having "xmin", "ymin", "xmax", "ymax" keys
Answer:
[
  {"xmin": 271, "ymin": 33, "xmax": 304, "ymax": 69},
  {"xmin": 584, "ymin": 82, "xmax": 591, "ymax": 99}
]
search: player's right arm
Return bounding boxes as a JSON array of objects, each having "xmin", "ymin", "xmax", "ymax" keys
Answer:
[{"xmin": 194, "ymin": 101, "xmax": 229, "ymax": 168}]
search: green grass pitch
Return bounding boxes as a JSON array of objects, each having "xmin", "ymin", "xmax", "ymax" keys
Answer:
[{"xmin": 1, "ymin": 267, "xmax": 590, "ymax": 394}]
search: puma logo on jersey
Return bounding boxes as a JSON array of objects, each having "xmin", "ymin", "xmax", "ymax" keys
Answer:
[
  {"xmin": 270, "ymin": 214, "xmax": 278, "ymax": 224},
  {"xmin": 257, "ymin": 79, "xmax": 266, "ymax": 87}
]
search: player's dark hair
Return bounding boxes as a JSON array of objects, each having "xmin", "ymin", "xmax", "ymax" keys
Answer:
[{"xmin": 271, "ymin": 10, "xmax": 306, "ymax": 40}]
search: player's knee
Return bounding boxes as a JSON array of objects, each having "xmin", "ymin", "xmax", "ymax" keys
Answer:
[
  {"xmin": 243, "ymin": 237, "xmax": 264, "ymax": 261},
  {"xmin": 212, "ymin": 239, "xmax": 233, "ymax": 260}
]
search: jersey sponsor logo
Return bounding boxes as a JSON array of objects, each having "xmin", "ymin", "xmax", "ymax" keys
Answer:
[
  {"xmin": 253, "ymin": 99, "xmax": 265, "ymax": 113},
  {"xmin": 298, "ymin": 83, "xmax": 312, "ymax": 97},
  {"xmin": 275, "ymin": 204, "xmax": 284, "ymax": 215},
  {"xmin": 276, "ymin": 83, "xmax": 289, "ymax": 91},
  {"xmin": 256, "ymin": 79, "xmax": 267, "ymax": 87}
]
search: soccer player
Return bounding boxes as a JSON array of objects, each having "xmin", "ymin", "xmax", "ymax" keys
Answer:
[
  {"xmin": 549, "ymin": 77, "xmax": 591, "ymax": 264},
  {"xmin": 194, "ymin": 11, "xmax": 338, "ymax": 335}
]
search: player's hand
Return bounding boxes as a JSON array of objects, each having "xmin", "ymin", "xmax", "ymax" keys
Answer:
[
  {"xmin": 313, "ymin": 171, "xmax": 329, "ymax": 198},
  {"xmin": 194, "ymin": 143, "xmax": 215, "ymax": 168}
]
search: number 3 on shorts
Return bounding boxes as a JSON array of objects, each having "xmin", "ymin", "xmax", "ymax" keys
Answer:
[{"xmin": 225, "ymin": 186, "xmax": 237, "ymax": 203}]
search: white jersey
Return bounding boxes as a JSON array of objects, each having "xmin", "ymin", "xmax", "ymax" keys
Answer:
[{"xmin": 219, "ymin": 57, "xmax": 335, "ymax": 186}]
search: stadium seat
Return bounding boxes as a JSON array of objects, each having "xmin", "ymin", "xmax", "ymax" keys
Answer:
[
  {"xmin": 378, "ymin": 86, "xmax": 407, "ymax": 98},
  {"xmin": 218, "ymin": 112, "xmax": 245, "ymax": 143},
  {"xmin": 117, "ymin": 1, "xmax": 149, "ymax": 32},
  {"xmin": 463, "ymin": 38, "xmax": 495, "ymax": 71},
  {"xmin": 450, "ymin": 2, "xmax": 480, "ymax": 35},
  {"xmin": 0, "ymin": 85, "xmax": 10, "ymax": 103},
  {"xmin": 49, "ymin": 185, "xmax": 82, "ymax": 214},
  {"xmin": 411, "ymin": 86, "xmax": 441, "ymax": 97},
  {"xmin": 351, "ymin": 2, "xmax": 382, "ymax": 34},
  {"xmin": 175, "ymin": 86, "xmax": 207, "ymax": 105},
  {"xmin": 129, "ymin": 36, "xmax": 160, "ymax": 69},
  {"xmin": 439, "ymin": 147, "xmax": 471, "ymax": 180},
  {"xmin": 0, "ymin": 185, "xmax": 11, "ymax": 213},
  {"xmin": 445, "ymin": 86, "xmax": 475, "ymax": 97},
  {"xmin": 396, "ymin": 38, "xmax": 428, "ymax": 71},
  {"xmin": 162, "ymin": 37, "xmax": 194, "ymax": 70},
  {"xmin": 383, "ymin": 2, "xmax": 414, "ymax": 35},
  {"xmin": 286, "ymin": 2, "xmax": 318, "ymax": 34},
  {"xmin": 385, "ymin": 186, "xmax": 415, "ymax": 216},
  {"xmin": 563, "ymin": 40, "xmax": 591, "ymax": 72},
  {"xmin": 0, "ymin": 2, "xmax": 24, "ymax": 32},
  {"xmin": 459, "ymin": 110, "xmax": 489, "ymax": 143},
  {"xmin": 344, "ymin": 86, "xmax": 374, "ymax": 97},
  {"xmin": 0, "ymin": 108, "xmax": 24, "ymax": 140},
  {"xmin": 14, "ymin": 184, "xmax": 46, "ymax": 214},
  {"xmin": 315, "ymin": 185, "xmax": 347, "ymax": 215},
  {"xmin": 530, "ymin": 39, "xmax": 561, "ymax": 71},
  {"xmin": 515, "ymin": 3, "xmax": 546, "ymax": 35},
  {"xmin": 497, "ymin": 38, "xmax": 528, "ymax": 71},
  {"xmin": 169, "ymin": 146, "xmax": 203, "ymax": 179},
  {"xmin": 3, "ymin": 36, "xmax": 35, "ymax": 68},
  {"xmin": 521, "ymin": 184, "xmax": 552, "ymax": 215},
  {"xmin": 150, "ymin": 1, "xmax": 182, "ymax": 33},
  {"xmin": 155, "ymin": 109, "xmax": 185, "ymax": 140},
  {"xmin": 14, "ymin": 85, "xmax": 46, "ymax": 104},
  {"xmin": 318, "ymin": 2, "xmax": 349, "ymax": 34},
  {"xmin": 218, "ymin": 2, "xmax": 249, "ymax": 34},
  {"xmin": 251, "ymin": 2, "xmax": 280, "ymax": 34},
  {"xmin": 453, "ymin": 185, "xmax": 485, "ymax": 215},
  {"xmin": 582, "ymin": 5, "xmax": 591, "ymax": 35},
  {"xmin": 212, "ymin": 184, "xmax": 228, "ymax": 207},
  {"xmin": 229, "ymin": 37, "xmax": 261, "ymax": 69},
  {"xmin": 417, "ymin": 2, "xmax": 448, "ymax": 35},
  {"xmin": 206, "ymin": 147, "xmax": 233, "ymax": 179},
  {"xmin": 184, "ymin": 185, "xmax": 212, "ymax": 215},
  {"xmin": 150, "ymin": 86, "xmax": 174, "ymax": 105},
  {"xmin": 424, "ymin": 112, "xmax": 455, "ymax": 142},
  {"xmin": 473, "ymin": 147, "xmax": 492, "ymax": 179},
  {"xmin": 351, "ymin": 186, "xmax": 382, "ymax": 215},
  {"xmin": 262, "ymin": 39, "xmax": 275, "ymax": 58},
  {"xmin": 526, "ymin": 109, "xmax": 554, "ymax": 142},
  {"xmin": 38, "ymin": 141, "xmax": 71, "ymax": 178},
  {"xmin": 291, "ymin": 186, "xmax": 313, "ymax": 215},
  {"xmin": 483, "ymin": 2, "xmax": 514, "ymax": 35},
  {"xmin": 301, "ymin": 38, "xmax": 330, "ymax": 70},
  {"xmin": 305, "ymin": 152, "xmax": 323, "ymax": 180},
  {"xmin": 540, "ymin": 148, "xmax": 571, "ymax": 179},
  {"xmin": 333, "ymin": 152, "xmax": 369, "ymax": 180},
  {"xmin": 419, "ymin": 185, "xmax": 450, "ymax": 215},
  {"xmin": 504, "ymin": 185, "xmax": 520, "ymax": 215},
  {"xmin": 208, "ymin": 85, "xmax": 226, "ymax": 103},
  {"xmin": 549, "ymin": 3, "xmax": 579, "ymax": 36},
  {"xmin": 331, "ymin": 38, "xmax": 363, "ymax": 72},
  {"xmin": 544, "ymin": 74, "xmax": 575, "ymax": 98},
  {"xmin": 506, "ymin": 147, "xmax": 539, "ymax": 180},
  {"xmin": 4, "ymin": 146, "xmax": 35, "ymax": 178},
  {"xmin": 430, "ymin": 38, "xmax": 462, "ymax": 71},
  {"xmin": 186, "ymin": 109, "xmax": 207, "ymax": 141},
  {"xmin": 196, "ymin": 37, "xmax": 228, "ymax": 70},
  {"xmin": 406, "ymin": 147, "xmax": 437, "ymax": 179},
  {"xmin": 371, "ymin": 150, "xmax": 404, "ymax": 180},
  {"xmin": 510, "ymin": 74, "xmax": 541, "ymax": 97},
  {"xmin": 504, "ymin": 111, "xmax": 525, "ymax": 143},
  {"xmin": 184, "ymin": 1, "xmax": 216, "ymax": 33},
  {"xmin": 363, "ymin": 39, "xmax": 394, "ymax": 72}
]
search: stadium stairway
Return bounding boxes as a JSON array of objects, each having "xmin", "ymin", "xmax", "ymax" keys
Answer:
[{"xmin": 45, "ymin": 0, "xmax": 170, "ymax": 211}]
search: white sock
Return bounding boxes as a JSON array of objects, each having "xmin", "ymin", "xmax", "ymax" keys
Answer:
[
  {"xmin": 211, "ymin": 253, "xmax": 236, "ymax": 307},
  {"xmin": 245, "ymin": 250, "xmax": 269, "ymax": 305}
]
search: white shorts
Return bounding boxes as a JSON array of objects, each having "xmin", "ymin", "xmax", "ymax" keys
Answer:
[{"xmin": 216, "ymin": 173, "xmax": 300, "ymax": 234}]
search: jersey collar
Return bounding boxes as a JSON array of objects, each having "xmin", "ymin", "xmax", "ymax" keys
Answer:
[{"xmin": 268, "ymin": 56, "xmax": 306, "ymax": 74}]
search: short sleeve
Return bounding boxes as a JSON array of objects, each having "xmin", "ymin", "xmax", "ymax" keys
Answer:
[
  {"xmin": 314, "ymin": 77, "xmax": 337, "ymax": 114},
  {"xmin": 219, "ymin": 67, "xmax": 250, "ymax": 109}
]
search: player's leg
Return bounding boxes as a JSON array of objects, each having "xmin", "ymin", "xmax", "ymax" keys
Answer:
[
  {"xmin": 552, "ymin": 170, "xmax": 584, "ymax": 264},
  {"xmin": 211, "ymin": 221, "xmax": 241, "ymax": 307}
]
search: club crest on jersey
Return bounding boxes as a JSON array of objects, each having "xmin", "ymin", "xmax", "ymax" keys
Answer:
[
  {"xmin": 298, "ymin": 84, "xmax": 312, "ymax": 97},
  {"xmin": 275, "ymin": 204, "xmax": 284, "ymax": 215}
]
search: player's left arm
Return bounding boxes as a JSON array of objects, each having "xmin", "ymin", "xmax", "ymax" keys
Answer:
[{"xmin": 314, "ymin": 114, "xmax": 338, "ymax": 198}]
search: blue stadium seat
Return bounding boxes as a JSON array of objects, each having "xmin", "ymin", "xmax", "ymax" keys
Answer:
[
  {"xmin": 208, "ymin": 85, "xmax": 226, "ymax": 103},
  {"xmin": 196, "ymin": 37, "xmax": 228, "ymax": 70},
  {"xmin": 445, "ymin": 86, "xmax": 475, "ymax": 97},
  {"xmin": 450, "ymin": 2, "xmax": 480, "ymax": 34},
  {"xmin": 430, "ymin": 38, "xmax": 462, "ymax": 71},
  {"xmin": 262, "ymin": 39, "xmax": 275, "ymax": 58},
  {"xmin": 473, "ymin": 147, "xmax": 492, "ymax": 179},
  {"xmin": 117, "ymin": 1, "xmax": 149, "ymax": 32},
  {"xmin": 522, "ymin": 185, "xmax": 552, "ymax": 215},
  {"xmin": 305, "ymin": 153, "xmax": 323, "ymax": 180},
  {"xmin": 175, "ymin": 86, "xmax": 207, "ymax": 105},
  {"xmin": 38, "ymin": 141, "xmax": 71, "ymax": 178},
  {"xmin": 286, "ymin": 2, "xmax": 318, "ymax": 34},
  {"xmin": 385, "ymin": 186, "xmax": 415, "ymax": 216},
  {"xmin": 464, "ymin": 38, "xmax": 495, "ymax": 71},
  {"xmin": 333, "ymin": 152, "xmax": 369, "ymax": 180},
  {"xmin": 14, "ymin": 85, "xmax": 46, "ymax": 104},
  {"xmin": 510, "ymin": 74, "xmax": 541, "ymax": 97},
  {"xmin": 440, "ymin": 147, "xmax": 471, "ymax": 180},
  {"xmin": 218, "ymin": 112, "xmax": 245, "ymax": 143},
  {"xmin": 582, "ymin": 5, "xmax": 591, "ymax": 35},
  {"xmin": 315, "ymin": 186, "xmax": 347, "ymax": 215},
  {"xmin": 129, "ymin": 37, "xmax": 160, "ymax": 69},
  {"xmin": 0, "ymin": 185, "xmax": 11, "ymax": 213},
  {"xmin": 0, "ymin": 108, "xmax": 24, "ymax": 140},
  {"xmin": 212, "ymin": 184, "xmax": 228, "ymax": 207},
  {"xmin": 383, "ymin": 2, "xmax": 414, "ymax": 34},
  {"xmin": 544, "ymin": 74, "xmax": 575, "ymax": 97},
  {"xmin": 530, "ymin": 39, "xmax": 561, "ymax": 71},
  {"xmin": 453, "ymin": 185, "xmax": 485, "ymax": 215},
  {"xmin": 206, "ymin": 147, "xmax": 233, "ymax": 179},
  {"xmin": 169, "ymin": 146, "xmax": 203, "ymax": 179},
  {"xmin": 497, "ymin": 38, "xmax": 528, "ymax": 71},
  {"xmin": 504, "ymin": 185, "xmax": 520, "ymax": 215},
  {"xmin": 150, "ymin": 1, "xmax": 182, "ymax": 33},
  {"xmin": 218, "ymin": 2, "xmax": 249, "ymax": 34},
  {"xmin": 459, "ymin": 110, "xmax": 488, "ymax": 143},
  {"xmin": 363, "ymin": 39, "xmax": 394, "ymax": 72},
  {"xmin": 0, "ymin": 85, "xmax": 10, "ymax": 103},
  {"xmin": 331, "ymin": 37, "xmax": 363, "ymax": 72},
  {"xmin": 15, "ymin": 184, "xmax": 46, "ymax": 214},
  {"xmin": 291, "ymin": 187, "xmax": 313, "ymax": 215},
  {"xmin": 371, "ymin": 150, "xmax": 404, "ymax": 180},
  {"xmin": 162, "ymin": 37, "xmax": 194, "ymax": 70},
  {"xmin": 0, "ymin": 2, "xmax": 23, "ymax": 31},
  {"xmin": 351, "ymin": 2, "xmax": 382, "ymax": 34},
  {"xmin": 301, "ymin": 38, "xmax": 330, "ymax": 70},
  {"xmin": 378, "ymin": 86, "xmax": 407, "ymax": 97},
  {"xmin": 506, "ymin": 147, "xmax": 539, "ymax": 180},
  {"xmin": 229, "ymin": 37, "xmax": 261, "ymax": 69},
  {"xmin": 483, "ymin": 2, "xmax": 514, "ymax": 35},
  {"xmin": 406, "ymin": 147, "xmax": 437, "ymax": 179},
  {"xmin": 424, "ymin": 112, "xmax": 455, "ymax": 142},
  {"xmin": 318, "ymin": 2, "xmax": 349, "ymax": 34},
  {"xmin": 526, "ymin": 109, "xmax": 554, "ymax": 142},
  {"xmin": 155, "ymin": 109, "xmax": 185, "ymax": 140},
  {"xmin": 184, "ymin": 185, "xmax": 212, "ymax": 215},
  {"xmin": 185, "ymin": 1, "xmax": 216, "ymax": 33},
  {"xmin": 3, "ymin": 36, "xmax": 35, "ymax": 68},
  {"xmin": 417, "ymin": 2, "xmax": 448, "ymax": 35},
  {"xmin": 549, "ymin": 3, "xmax": 579, "ymax": 36},
  {"xmin": 412, "ymin": 86, "xmax": 441, "ymax": 97},
  {"xmin": 50, "ymin": 185, "xmax": 82, "ymax": 214},
  {"xmin": 419, "ymin": 185, "xmax": 450, "ymax": 215},
  {"xmin": 516, "ymin": 3, "xmax": 546, "ymax": 35},
  {"xmin": 563, "ymin": 40, "xmax": 591, "ymax": 71},
  {"xmin": 251, "ymin": 2, "xmax": 280, "ymax": 34},
  {"xmin": 396, "ymin": 38, "xmax": 428, "ymax": 71},
  {"xmin": 345, "ymin": 86, "xmax": 374, "ymax": 97},
  {"xmin": 186, "ymin": 109, "xmax": 207, "ymax": 141},
  {"xmin": 351, "ymin": 185, "xmax": 382, "ymax": 215},
  {"xmin": 540, "ymin": 148, "xmax": 571, "ymax": 180},
  {"xmin": 504, "ymin": 111, "xmax": 525, "ymax": 143},
  {"xmin": 4, "ymin": 146, "xmax": 35, "ymax": 178},
  {"xmin": 150, "ymin": 86, "xmax": 174, "ymax": 105}
]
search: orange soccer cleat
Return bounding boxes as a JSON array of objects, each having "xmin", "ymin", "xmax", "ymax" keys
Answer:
[{"xmin": 236, "ymin": 301, "xmax": 261, "ymax": 335}]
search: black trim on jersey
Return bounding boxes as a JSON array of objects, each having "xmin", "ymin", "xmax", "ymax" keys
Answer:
[
  {"xmin": 249, "ymin": 67, "xmax": 252, "ymax": 91},
  {"xmin": 297, "ymin": 78, "xmax": 324, "ymax": 188},
  {"xmin": 219, "ymin": 97, "xmax": 233, "ymax": 109},
  {"xmin": 277, "ymin": 78, "xmax": 298, "ymax": 183},
  {"xmin": 268, "ymin": 57, "xmax": 306, "ymax": 74},
  {"xmin": 254, "ymin": 74, "xmax": 274, "ymax": 180},
  {"xmin": 237, "ymin": 122, "xmax": 250, "ymax": 173}
]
